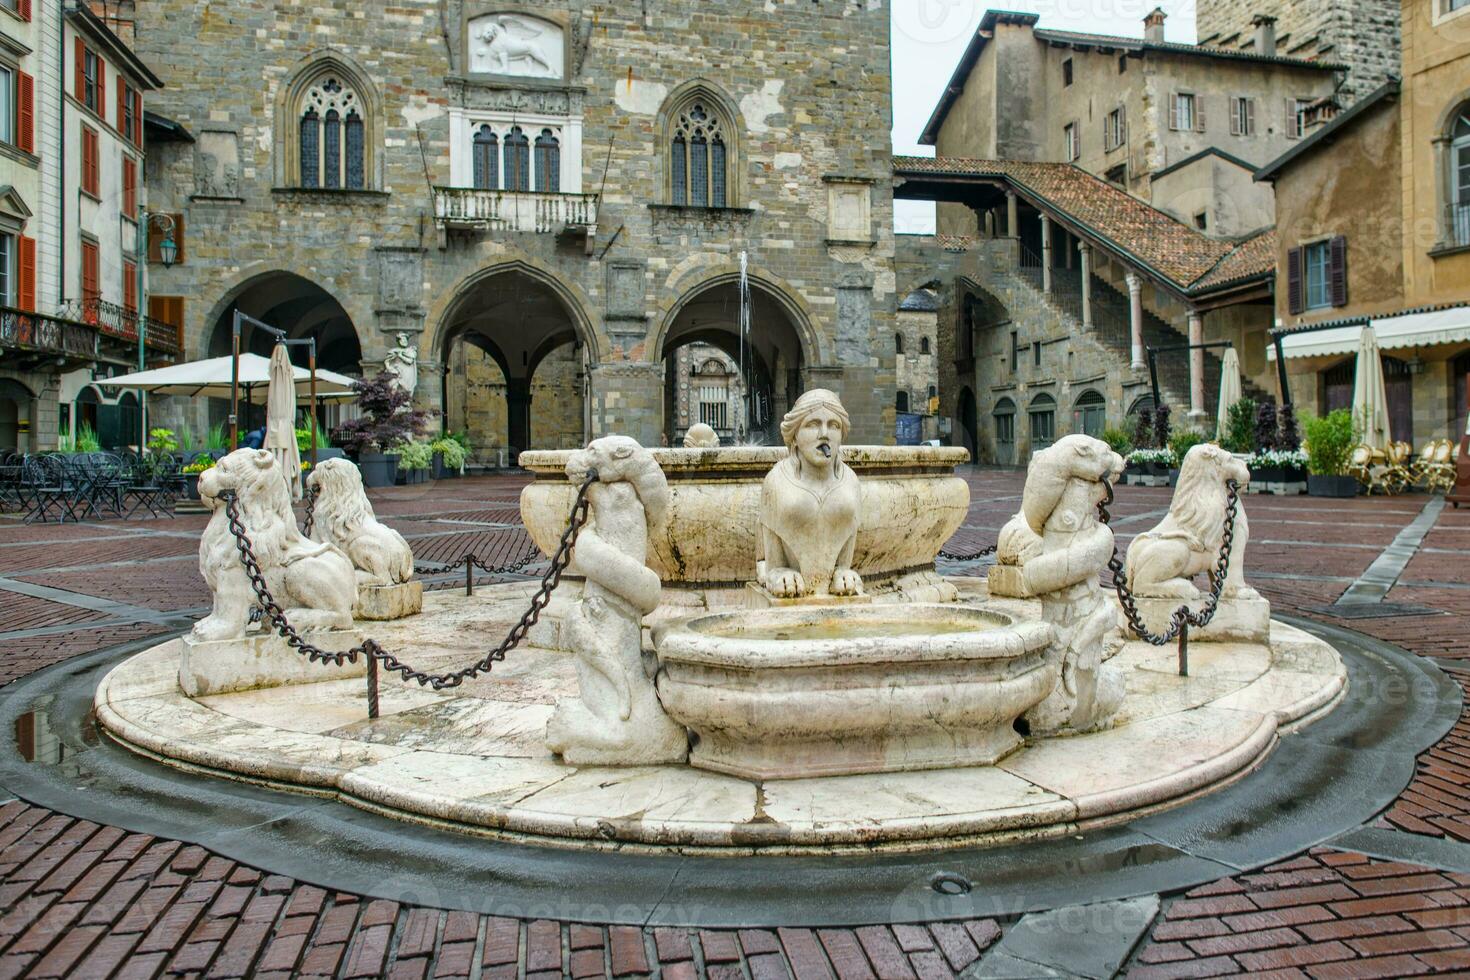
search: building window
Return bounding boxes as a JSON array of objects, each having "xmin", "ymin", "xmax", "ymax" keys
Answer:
[
  {"xmin": 1448, "ymin": 105, "xmax": 1470, "ymax": 247},
  {"xmin": 669, "ymin": 97, "xmax": 731, "ymax": 207},
  {"xmin": 894, "ymin": 332, "xmax": 904, "ymax": 355},
  {"xmin": 1170, "ymin": 92, "xmax": 1198, "ymax": 131},
  {"xmin": 1105, "ymin": 106, "xmax": 1127, "ymax": 150},
  {"xmin": 1064, "ymin": 122, "xmax": 1079, "ymax": 161},
  {"xmin": 1029, "ymin": 394, "xmax": 1056, "ymax": 450},
  {"xmin": 1230, "ymin": 96, "xmax": 1255, "ymax": 136},
  {"xmin": 0, "ymin": 233, "xmax": 11, "ymax": 307},
  {"xmin": 1032, "ymin": 340, "xmax": 1042, "ymax": 367},
  {"xmin": 80, "ymin": 125, "xmax": 100, "ymax": 197},
  {"xmin": 472, "ymin": 125, "xmax": 498, "ymax": 190},
  {"xmin": 1074, "ymin": 390, "xmax": 1106, "ymax": 437},
  {"xmin": 1304, "ymin": 240, "xmax": 1332, "ymax": 310},
  {"xmin": 927, "ymin": 385, "xmax": 937, "ymax": 404},
  {"xmin": 1010, "ymin": 329, "xmax": 1019, "ymax": 372},
  {"xmin": 1105, "ymin": 163, "xmax": 1127, "ymax": 186},
  {"xmin": 896, "ymin": 391, "xmax": 910, "ymax": 413},
  {"xmin": 1118, "ymin": 54, "xmax": 1128, "ymax": 74},
  {"xmin": 1286, "ymin": 98, "xmax": 1310, "ymax": 139},
  {"xmin": 121, "ymin": 82, "xmax": 138, "ymax": 143},
  {"xmin": 504, "ymin": 126, "xmax": 531, "ymax": 191},
  {"xmin": 122, "ymin": 157, "xmax": 137, "ymax": 219},
  {"xmin": 920, "ymin": 336, "xmax": 931, "ymax": 355},
  {"xmin": 1194, "ymin": 211, "xmax": 1208, "ymax": 231},
  {"xmin": 1288, "ymin": 237, "xmax": 1347, "ymax": 313},
  {"xmin": 1448, "ymin": 0, "xmax": 1470, "ymax": 12},
  {"xmin": 77, "ymin": 43, "xmax": 101, "ymax": 112},
  {"xmin": 1062, "ymin": 58, "xmax": 1073, "ymax": 86},
  {"xmin": 994, "ymin": 398, "xmax": 1016, "ymax": 449},
  {"xmin": 297, "ymin": 75, "xmax": 367, "ymax": 190},
  {"xmin": 533, "ymin": 129, "xmax": 560, "ymax": 192},
  {"xmin": 0, "ymin": 65, "xmax": 11, "ymax": 146},
  {"xmin": 80, "ymin": 239, "xmax": 100, "ymax": 302}
]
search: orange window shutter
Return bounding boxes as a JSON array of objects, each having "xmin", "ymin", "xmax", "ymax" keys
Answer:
[
  {"xmin": 135, "ymin": 91, "xmax": 144, "ymax": 147},
  {"xmin": 123, "ymin": 158, "xmax": 136, "ymax": 217},
  {"xmin": 123, "ymin": 262, "xmax": 137, "ymax": 312},
  {"xmin": 118, "ymin": 85, "xmax": 127, "ymax": 139},
  {"xmin": 81, "ymin": 243, "xmax": 99, "ymax": 300},
  {"xmin": 97, "ymin": 59, "xmax": 106, "ymax": 121},
  {"xmin": 17, "ymin": 236, "xmax": 35, "ymax": 311},
  {"xmin": 17, "ymin": 72, "xmax": 33, "ymax": 154},
  {"xmin": 74, "ymin": 39, "xmax": 84, "ymax": 100},
  {"xmin": 17, "ymin": 0, "xmax": 30, "ymax": 21}
]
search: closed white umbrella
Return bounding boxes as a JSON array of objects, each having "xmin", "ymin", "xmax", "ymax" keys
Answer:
[
  {"xmin": 265, "ymin": 343, "xmax": 302, "ymax": 501},
  {"xmin": 1352, "ymin": 325, "xmax": 1392, "ymax": 452},
  {"xmin": 1215, "ymin": 346, "xmax": 1243, "ymax": 439}
]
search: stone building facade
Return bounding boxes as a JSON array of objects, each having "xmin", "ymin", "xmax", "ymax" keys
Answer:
[
  {"xmin": 132, "ymin": 0, "xmax": 898, "ymax": 454},
  {"xmin": 1195, "ymin": 0, "xmax": 1402, "ymax": 104}
]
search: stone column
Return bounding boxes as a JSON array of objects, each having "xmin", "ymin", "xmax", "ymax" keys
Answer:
[
  {"xmin": 1040, "ymin": 215, "xmax": 1053, "ymax": 294},
  {"xmin": 1188, "ymin": 311, "xmax": 1206, "ymax": 423},
  {"xmin": 1126, "ymin": 273, "xmax": 1145, "ymax": 370},
  {"xmin": 1006, "ymin": 192, "xmax": 1019, "ymax": 239},
  {"xmin": 1078, "ymin": 241, "xmax": 1093, "ymax": 330},
  {"xmin": 505, "ymin": 378, "xmax": 533, "ymax": 457}
]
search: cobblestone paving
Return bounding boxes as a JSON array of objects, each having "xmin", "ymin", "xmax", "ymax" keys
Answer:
[{"xmin": 2, "ymin": 473, "xmax": 1468, "ymax": 978}]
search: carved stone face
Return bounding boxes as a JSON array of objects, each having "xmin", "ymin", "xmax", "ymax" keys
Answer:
[{"xmin": 793, "ymin": 406, "xmax": 844, "ymax": 471}]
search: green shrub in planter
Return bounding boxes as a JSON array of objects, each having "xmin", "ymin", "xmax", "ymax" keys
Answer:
[
  {"xmin": 1100, "ymin": 426, "xmax": 1133, "ymax": 458},
  {"xmin": 1302, "ymin": 410, "xmax": 1357, "ymax": 476},
  {"xmin": 393, "ymin": 440, "xmax": 433, "ymax": 471},
  {"xmin": 431, "ymin": 437, "xmax": 467, "ymax": 472},
  {"xmin": 1167, "ymin": 428, "xmax": 1210, "ymax": 463},
  {"xmin": 1221, "ymin": 398, "xmax": 1258, "ymax": 454}
]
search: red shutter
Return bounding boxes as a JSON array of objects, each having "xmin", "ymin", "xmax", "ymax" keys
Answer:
[
  {"xmin": 1329, "ymin": 236, "xmax": 1349, "ymax": 308},
  {"xmin": 17, "ymin": 236, "xmax": 35, "ymax": 311},
  {"xmin": 81, "ymin": 127, "xmax": 99, "ymax": 196},
  {"xmin": 74, "ymin": 39, "xmax": 85, "ymax": 101},
  {"xmin": 134, "ymin": 91, "xmax": 144, "ymax": 147},
  {"xmin": 17, "ymin": 0, "xmax": 30, "ymax": 21},
  {"xmin": 1286, "ymin": 247, "xmax": 1303, "ymax": 315},
  {"xmin": 122, "ymin": 157, "xmax": 137, "ymax": 218},
  {"xmin": 96, "ymin": 58, "xmax": 106, "ymax": 122},
  {"xmin": 123, "ymin": 260, "xmax": 137, "ymax": 314},
  {"xmin": 17, "ymin": 71, "xmax": 33, "ymax": 154},
  {"xmin": 118, "ymin": 84, "xmax": 127, "ymax": 140},
  {"xmin": 81, "ymin": 241, "xmax": 100, "ymax": 302}
]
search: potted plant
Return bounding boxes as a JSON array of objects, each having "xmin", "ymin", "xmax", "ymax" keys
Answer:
[
  {"xmin": 1152, "ymin": 404, "xmax": 1172, "ymax": 455},
  {"xmin": 393, "ymin": 440, "xmax": 433, "ymax": 484},
  {"xmin": 181, "ymin": 455, "xmax": 216, "ymax": 500},
  {"xmin": 295, "ymin": 424, "xmax": 345, "ymax": 471},
  {"xmin": 1167, "ymin": 428, "xmax": 1208, "ymax": 484},
  {"xmin": 1247, "ymin": 448, "xmax": 1309, "ymax": 490},
  {"xmin": 1126, "ymin": 447, "xmax": 1176, "ymax": 483},
  {"xmin": 1303, "ymin": 409, "xmax": 1359, "ymax": 497},
  {"xmin": 331, "ymin": 371, "xmax": 436, "ymax": 488},
  {"xmin": 430, "ymin": 435, "xmax": 468, "ymax": 479},
  {"xmin": 1221, "ymin": 397, "xmax": 1258, "ymax": 456}
]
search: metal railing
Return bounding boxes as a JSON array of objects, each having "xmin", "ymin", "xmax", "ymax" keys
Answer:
[
  {"xmin": 66, "ymin": 298, "xmax": 182, "ymax": 355},
  {"xmin": 0, "ymin": 307, "xmax": 100, "ymax": 360},
  {"xmin": 432, "ymin": 187, "xmax": 598, "ymax": 233},
  {"xmin": 1448, "ymin": 203, "xmax": 1470, "ymax": 249}
]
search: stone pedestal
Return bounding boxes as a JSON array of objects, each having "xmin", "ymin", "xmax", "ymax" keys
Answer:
[
  {"xmin": 355, "ymin": 581, "xmax": 423, "ymax": 621},
  {"xmin": 1120, "ymin": 594, "xmax": 1270, "ymax": 644},
  {"xmin": 179, "ymin": 630, "xmax": 367, "ymax": 697},
  {"xmin": 745, "ymin": 583, "xmax": 874, "ymax": 609}
]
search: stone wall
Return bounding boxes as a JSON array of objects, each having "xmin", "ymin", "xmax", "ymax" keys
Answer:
[{"xmin": 135, "ymin": 0, "xmax": 898, "ymax": 450}]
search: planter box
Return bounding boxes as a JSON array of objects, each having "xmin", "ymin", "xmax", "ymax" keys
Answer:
[
  {"xmin": 357, "ymin": 452, "xmax": 399, "ymax": 488},
  {"xmin": 1308, "ymin": 474, "xmax": 1358, "ymax": 498},
  {"xmin": 183, "ymin": 473, "xmax": 202, "ymax": 501},
  {"xmin": 431, "ymin": 451, "xmax": 448, "ymax": 480},
  {"xmin": 1166, "ymin": 468, "xmax": 1180, "ymax": 487},
  {"xmin": 397, "ymin": 467, "xmax": 429, "ymax": 485},
  {"xmin": 301, "ymin": 447, "xmax": 346, "ymax": 468}
]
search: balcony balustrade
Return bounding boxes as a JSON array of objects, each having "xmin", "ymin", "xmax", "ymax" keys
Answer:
[{"xmin": 432, "ymin": 187, "xmax": 598, "ymax": 236}]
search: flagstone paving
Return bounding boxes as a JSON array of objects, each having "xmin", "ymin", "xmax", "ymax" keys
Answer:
[{"xmin": 2, "ymin": 472, "xmax": 1469, "ymax": 978}]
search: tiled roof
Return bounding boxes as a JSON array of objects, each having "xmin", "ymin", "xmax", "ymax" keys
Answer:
[
  {"xmin": 1033, "ymin": 28, "xmax": 1345, "ymax": 70},
  {"xmin": 935, "ymin": 234, "xmax": 978, "ymax": 253},
  {"xmin": 893, "ymin": 156, "xmax": 1274, "ymax": 294}
]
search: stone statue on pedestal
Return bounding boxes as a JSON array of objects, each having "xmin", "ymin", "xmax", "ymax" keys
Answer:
[
  {"xmin": 546, "ymin": 435, "xmax": 688, "ymax": 765},
  {"xmin": 383, "ymin": 333, "xmax": 418, "ymax": 399},
  {"xmin": 993, "ymin": 435, "xmax": 1126, "ymax": 734},
  {"xmin": 306, "ymin": 458, "xmax": 423, "ymax": 620},
  {"xmin": 756, "ymin": 389, "xmax": 864, "ymax": 600}
]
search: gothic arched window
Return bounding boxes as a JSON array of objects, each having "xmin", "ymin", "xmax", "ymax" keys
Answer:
[
  {"xmin": 298, "ymin": 75, "xmax": 367, "ymax": 190},
  {"xmin": 1448, "ymin": 103, "xmax": 1470, "ymax": 247},
  {"xmin": 504, "ymin": 126, "xmax": 531, "ymax": 191},
  {"xmin": 534, "ymin": 129, "xmax": 560, "ymax": 192},
  {"xmin": 472, "ymin": 125, "xmax": 499, "ymax": 190},
  {"xmin": 669, "ymin": 97, "xmax": 733, "ymax": 208}
]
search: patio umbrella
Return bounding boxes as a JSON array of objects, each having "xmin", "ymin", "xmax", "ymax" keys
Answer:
[
  {"xmin": 1215, "ymin": 347, "xmax": 1243, "ymax": 439},
  {"xmin": 264, "ymin": 343, "xmax": 302, "ymax": 501},
  {"xmin": 1352, "ymin": 325, "xmax": 1392, "ymax": 452}
]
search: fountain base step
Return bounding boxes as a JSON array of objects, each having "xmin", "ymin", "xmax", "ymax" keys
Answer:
[
  {"xmin": 744, "ymin": 583, "xmax": 874, "ymax": 609},
  {"xmin": 689, "ymin": 724, "xmax": 1023, "ymax": 781},
  {"xmin": 178, "ymin": 629, "xmax": 365, "ymax": 698}
]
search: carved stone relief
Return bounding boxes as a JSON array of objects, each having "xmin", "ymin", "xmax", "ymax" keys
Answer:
[
  {"xmin": 194, "ymin": 130, "xmax": 241, "ymax": 200},
  {"xmin": 467, "ymin": 13, "xmax": 564, "ymax": 79}
]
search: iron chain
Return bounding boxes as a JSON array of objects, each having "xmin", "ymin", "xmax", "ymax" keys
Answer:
[
  {"xmin": 300, "ymin": 484, "xmax": 318, "ymax": 539},
  {"xmin": 220, "ymin": 469, "xmax": 596, "ymax": 691},
  {"xmin": 937, "ymin": 544, "xmax": 998, "ymax": 562},
  {"xmin": 1097, "ymin": 478, "xmax": 1240, "ymax": 646}
]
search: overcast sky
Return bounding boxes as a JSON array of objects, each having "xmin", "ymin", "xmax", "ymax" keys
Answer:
[{"xmin": 890, "ymin": 1, "xmax": 1199, "ymax": 232}]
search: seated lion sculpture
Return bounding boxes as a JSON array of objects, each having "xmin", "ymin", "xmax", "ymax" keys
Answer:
[
  {"xmin": 548, "ymin": 435, "xmax": 687, "ymax": 765},
  {"xmin": 996, "ymin": 434, "xmax": 1126, "ymax": 734},
  {"xmin": 193, "ymin": 449, "xmax": 356, "ymax": 642},
  {"xmin": 306, "ymin": 458, "xmax": 414, "ymax": 588},
  {"xmin": 1125, "ymin": 443, "xmax": 1253, "ymax": 600}
]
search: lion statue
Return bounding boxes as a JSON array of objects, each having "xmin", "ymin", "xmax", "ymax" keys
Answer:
[
  {"xmin": 995, "ymin": 434, "xmax": 1126, "ymax": 734},
  {"xmin": 683, "ymin": 423, "xmax": 720, "ymax": 449},
  {"xmin": 306, "ymin": 458, "xmax": 414, "ymax": 589},
  {"xmin": 547, "ymin": 435, "xmax": 687, "ymax": 766},
  {"xmin": 1125, "ymin": 443, "xmax": 1252, "ymax": 600},
  {"xmin": 193, "ymin": 449, "xmax": 356, "ymax": 642}
]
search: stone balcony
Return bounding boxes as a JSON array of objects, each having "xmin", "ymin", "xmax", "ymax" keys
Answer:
[{"xmin": 431, "ymin": 187, "xmax": 598, "ymax": 248}]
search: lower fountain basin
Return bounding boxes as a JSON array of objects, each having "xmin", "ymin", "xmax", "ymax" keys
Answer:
[{"xmin": 653, "ymin": 603, "xmax": 1057, "ymax": 780}]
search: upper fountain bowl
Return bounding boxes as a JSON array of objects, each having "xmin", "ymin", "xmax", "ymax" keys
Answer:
[{"xmin": 520, "ymin": 446, "xmax": 970, "ymax": 598}]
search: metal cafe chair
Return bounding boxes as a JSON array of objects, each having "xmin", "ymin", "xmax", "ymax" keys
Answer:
[
  {"xmin": 22, "ymin": 455, "xmax": 78, "ymax": 524},
  {"xmin": 124, "ymin": 455, "xmax": 171, "ymax": 519}
]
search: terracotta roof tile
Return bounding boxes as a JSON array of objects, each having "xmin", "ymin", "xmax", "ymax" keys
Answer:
[{"xmin": 1193, "ymin": 229, "xmax": 1278, "ymax": 291}]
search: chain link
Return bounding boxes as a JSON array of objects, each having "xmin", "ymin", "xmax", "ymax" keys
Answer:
[
  {"xmin": 300, "ymin": 484, "xmax": 318, "ymax": 539},
  {"xmin": 221, "ymin": 469, "xmax": 597, "ymax": 691},
  {"xmin": 413, "ymin": 549, "xmax": 542, "ymax": 580},
  {"xmin": 1097, "ymin": 478, "xmax": 1240, "ymax": 646},
  {"xmin": 937, "ymin": 544, "xmax": 998, "ymax": 562}
]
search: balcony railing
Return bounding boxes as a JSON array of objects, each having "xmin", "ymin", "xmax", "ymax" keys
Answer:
[
  {"xmin": 432, "ymin": 187, "xmax": 598, "ymax": 234},
  {"xmin": 64, "ymin": 298, "xmax": 183, "ymax": 356},
  {"xmin": 1448, "ymin": 204, "xmax": 1470, "ymax": 249},
  {"xmin": 0, "ymin": 307, "xmax": 100, "ymax": 361}
]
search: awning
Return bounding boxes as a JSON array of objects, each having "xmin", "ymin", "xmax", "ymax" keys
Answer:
[
  {"xmin": 95, "ymin": 353, "xmax": 360, "ymax": 402},
  {"xmin": 1269, "ymin": 305, "xmax": 1470, "ymax": 360}
]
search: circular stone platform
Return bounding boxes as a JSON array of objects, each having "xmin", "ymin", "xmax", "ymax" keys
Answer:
[{"xmin": 94, "ymin": 582, "xmax": 1346, "ymax": 855}]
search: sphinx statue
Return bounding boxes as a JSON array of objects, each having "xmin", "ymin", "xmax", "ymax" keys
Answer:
[
  {"xmin": 546, "ymin": 435, "xmax": 688, "ymax": 765},
  {"xmin": 756, "ymin": 389, "xmax": 864, "ymax": 600},
  {"xmin": 992, "ymin": 435, "xmax": 1126, "ymax": 734}
]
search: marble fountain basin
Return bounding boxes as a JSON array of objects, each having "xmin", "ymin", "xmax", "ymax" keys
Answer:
[
  {"xmin": 653, "ymin": 603, "xmax": 1056, "ymax": 780},
  {"xmin": 520, "ymin": 446, "xmax": 970, "ymax": 598}
]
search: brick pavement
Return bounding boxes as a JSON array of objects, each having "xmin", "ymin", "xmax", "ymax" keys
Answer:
[{"xmin": 1, "ymin": 473, "xmax": 1468, "ymax": 978}]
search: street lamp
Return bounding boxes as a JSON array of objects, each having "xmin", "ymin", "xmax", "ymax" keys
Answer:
[{"xmin": 135, "ymin": 212, "xmax": 177, "ymax": 452}]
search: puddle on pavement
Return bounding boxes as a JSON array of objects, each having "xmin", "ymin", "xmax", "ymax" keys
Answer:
[{"xmin": 12, "ymin": 694, "xmax": 93, "ymax": 768}]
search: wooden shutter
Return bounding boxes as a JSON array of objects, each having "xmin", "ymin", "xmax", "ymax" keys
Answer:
[
  {"xmin": 1119, "ymin": 105, "xmax": 1126, "ymax": 144},
  {"xmin": 96, "ymin": 58, "xmax": 106, "ymax": 122},
  {"xmin": 1329, "ymin": 236, "xmax": 1349, "ymax": 308},
  {"xmin": 1195, "ymin": 95, "xmax": 1207, "ymax": 133},
  {"xmin": 16, "ymin": 71, "xmax": 33, "ymax": 154},
  {"xmin": 17, "ymin": 0, "xmax": 30, "ymax": 21},
  {"xmin": 17, "ymin": 235, "xmax": 35, "ymax": 311},
  {"xmin": 81, "ymin": 241, "xmax": 100, "ymax": 301},
  {"xmin": 122, "ymin": 260, "xmax": 137, "ymax": 313},
  {"xmin": 1168, "ymin": 94, "xmax": 1179, "ymax": 131},
  {"xmin": 1286, "ymin": 247, "xmax": 1303, "ymax": 315},
  {"xmin": 117, "ymin": 84, "xmax": 128, "ymax": 140},
  {"xmin": 74, "ymin": 39, "xmax": 85, "ymax": 100},
  {"xmin": 1246, "ymin": 98, "xmax": 1256, "ymax": 136},
  {"xmin": 134, "ymin": 91, "xmax": 144, "ymax": 147},
  {"xmin": 1285, "ymin": 99, "xmax": 1298, "ymax": 138},
  {"xmin": 81, "ymin": 127, "xmax": 99, "ymax": 195},
  {"xmin": 1230, "ymin": 98, "xmax": 1241, "ymax": 136},
  {"xmin": 147, "ymin": 212, "xmax": 184, "ymax": 263},
  {"xmin": 122, "ymin": 157, "xmax": 137, "ymax": 218}
]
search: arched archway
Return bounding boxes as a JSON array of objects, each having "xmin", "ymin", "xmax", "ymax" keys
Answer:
[
  {"xmin": 207, "ymin": 271, "xmax": 363, "ymax": 434},
  {"xmin": 658, "ymin": 276, "xmax": 811, "ymax": 445},
  {"xmin": 437, "ymin": 264, "xmax": 590, "ymax": 456},
  {"xmin": 0, "ymin": 379, "xmax": 33, "ymax": 454},
  {"xmin": 1073, "ymin": 388, "xmax": 1106, "ymax": 437}
]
